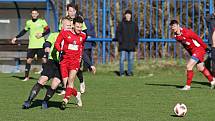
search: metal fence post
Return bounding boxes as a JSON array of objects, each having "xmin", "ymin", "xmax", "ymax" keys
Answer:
[
  {"xmin": 209, "ymin": 0, "xmax": 214, "ymax": 14},
  {"xmin": 102, "ymin": 0, "xmax": 106, "ymax": 64}
]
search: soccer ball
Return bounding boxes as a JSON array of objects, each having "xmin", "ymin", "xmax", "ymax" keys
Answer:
[{"xmin": 173, "ymin": 103, "xmax": 187, "ymax": 117}]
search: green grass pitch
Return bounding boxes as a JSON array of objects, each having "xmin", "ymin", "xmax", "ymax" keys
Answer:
[{"xmin": 0, "ymin": 61, "xmax": 215, "ymax": 121}]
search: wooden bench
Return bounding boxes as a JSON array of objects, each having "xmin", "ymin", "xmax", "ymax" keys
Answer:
[{"xmin": 0, "ymin": 39, "xmax": 28, "ymax": 65}]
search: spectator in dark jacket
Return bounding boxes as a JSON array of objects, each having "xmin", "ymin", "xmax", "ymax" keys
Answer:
[
  {"xmin": 83, "ymin": 18, "xmax": 96, "ymax": 70},
  {"xmin": 205, "ymin": 12, "xmax": 215, "ymax": 76},
  {"xmin": 116, "ymin": 10, "xmax": 139, "ymax": 76}
]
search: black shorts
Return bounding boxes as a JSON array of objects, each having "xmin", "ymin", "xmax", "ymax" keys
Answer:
[
  {"xmin": 27, "ymin": 49, "xmax": 45, "ymax": 59},
  {"xmin": 41, "ymin": 59, "xmax": 61, "ymax": 80}
]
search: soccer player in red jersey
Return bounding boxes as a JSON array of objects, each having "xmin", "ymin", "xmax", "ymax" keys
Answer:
[
  {"xmin": 170, "ymin": 20, "xmax": 215, "ymax": 90},
  {"xmin": 55, "ymin": 16, "xmax": 86, "ymax": 109}
]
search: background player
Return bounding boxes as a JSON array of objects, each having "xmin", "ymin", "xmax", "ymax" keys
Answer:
[
  {"xmin": 170, "ymin": 20, "xmax": 215, "ymax": 90},
  {"xmin": 11, "ymin": 8, "xmax": 50, "ymax": 81}
]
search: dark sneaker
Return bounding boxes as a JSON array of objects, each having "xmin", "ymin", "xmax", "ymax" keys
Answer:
[
  {"xmin": 41, "ymin": 101, "xmax": 48, "ymax": 109},
  {"xmin": 22, "ymin": 101, "xmax": 30, "ymax": 109},
  {"xmin": 60, "ymin": 99, "xmax": 68, "ymax": 110},
  {"xmin": 127, "ymin": 72, "xmax": 133, "ymax": 76}
]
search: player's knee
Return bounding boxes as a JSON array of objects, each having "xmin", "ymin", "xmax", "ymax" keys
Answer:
[
  {"xmin": 38, "ymin": 76, "xmax": 48, "ymax": 85},
  {"xmin": 26, "ymin": 58, "xmax": 33, "ymax": 63},
  {"xmin": 197, "ymin": 66, "xmax": 204, "ymax": 72},
  {"xmin": 42, "ymin": 57, "xmax": 48, "ymax": 63},
  {"xmin": 53, "ymin": 77, "xmax": 61, "ymax": 84},
  {"xmin": 186, "ymin": 65, "xmax": 193, "ymax": 70}
]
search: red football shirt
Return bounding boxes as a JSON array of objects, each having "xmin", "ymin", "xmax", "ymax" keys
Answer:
[
  {"xmin": 54, "ymin": 29, "xmax": 86, "ymax": 60},
  {"xmin": 174, "ymin": 27, "xmax": 207, "ymax": 54}
]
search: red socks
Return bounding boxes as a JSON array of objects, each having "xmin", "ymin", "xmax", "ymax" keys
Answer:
[
  {"xmin": 186, "ymin": 70, "xmax": 194, "ymax": 86},
  {"xmin": 64, "ymin": 87, "xmax": 77, "ymax": 100},
  {"xmin": 201, "ymin": 68, "xmax": 213, "ymax": 82},
  {"xmin": 71, "ymin": 88, "xmax": 77, "ymax": 97}
]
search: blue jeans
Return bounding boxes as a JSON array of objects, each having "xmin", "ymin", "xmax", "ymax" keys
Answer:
[{"xmin": 119, "ymin": 51, "xmax": 134, "ymax": 75}]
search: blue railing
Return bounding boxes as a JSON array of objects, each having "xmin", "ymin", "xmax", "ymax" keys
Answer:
[{"xmin": 62, "ymin": 0, "xmax": 214, "ymax": 64}]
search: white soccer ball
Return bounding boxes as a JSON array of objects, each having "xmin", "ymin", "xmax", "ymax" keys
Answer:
[{"xmin": 173, "ymin": 103, "xmax": 187, "ymax": 117}]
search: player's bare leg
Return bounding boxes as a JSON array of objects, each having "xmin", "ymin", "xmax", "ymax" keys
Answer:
[
  {"xmin": 23, "ymin": 58, "xmax": 33, "ymax": 81},
  {"xmin": 180, "ymin": 58, "xmax": 197, "ymax": 90},
  {"xmin": 197, "ymin": 62, "xmax": 215, "ymax": 89},
  {"xmin": 58, "ymin": 77, "xmax": 68, "ymax": 95},
  {"xmin": 60, "ymin": 70, "xmax": 82, "ymax": 110},
  {"xmin": 35, "ymin": 57, "xmax": 47, "ymax": 74}
]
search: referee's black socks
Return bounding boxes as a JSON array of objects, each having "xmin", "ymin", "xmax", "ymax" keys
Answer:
[
  {"xmin": 44, "ymin": 88, "xmax": 55, "ymax": 102},
  {"xmin": 25, "ymin": 63, "xmax": 31, "ymax": 78},
  {"xmin": 27, "ymin": 83, "xmax": 43, "ymax": 102}
]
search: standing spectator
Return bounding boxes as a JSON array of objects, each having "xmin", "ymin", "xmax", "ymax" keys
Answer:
[
  {"xmin": 205, "ymin": 12, "xmax": 215, "ymax": 76},
  {"xmin": 116, "ymin": 10, "xmax": 139, "ymax": 76},
  {"xmin": 11, "ymin": 8, "xmax": 50, "ymax": 81}
]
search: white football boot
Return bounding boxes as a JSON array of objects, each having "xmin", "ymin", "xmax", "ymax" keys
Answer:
[
  {"xmin": 22, "ymin": 77, "xmax": 29, "ymax": 81},
  {"xmin": 76, "ymin": 92, "xmax": 82, "ymax": 107},
  {"xmin": 210, "ymin": 78, "xmax": 215, "ymax": 89},
  {"xmin": 180, "ymin": 85, "xmax": 191, "ymax": 91}
]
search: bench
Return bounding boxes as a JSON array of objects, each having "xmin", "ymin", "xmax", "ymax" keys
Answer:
[{"xmin": 0, "ymin": 39, "xmax": 28, "ymax": 65}]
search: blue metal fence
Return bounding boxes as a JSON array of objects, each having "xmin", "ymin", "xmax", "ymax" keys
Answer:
[{"xmin": 63, "ymin": 0, "xmax": 214, "ymax": 64}]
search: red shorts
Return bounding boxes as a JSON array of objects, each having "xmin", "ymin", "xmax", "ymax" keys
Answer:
[
  {"xmin": 60, "ymin": 59, "xmax": 80, "ymax": 78},
  {"xmin": 191, "ymin": 49, "xmax": 206, "ymax": 62}
]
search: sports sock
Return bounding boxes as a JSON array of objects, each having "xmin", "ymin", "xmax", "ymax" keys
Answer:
[
  {"xmin": 201, "ymin": 67, "xmax": 213, "ymax": 82},
  {"xmin": 25, "ymin": 63, "xmax": 31, "ymax": 78},
  {"xmin": 44, "ymin": 88, "xmax": 55, "ymax": 101},
  {"xmin": 64, "ymin": 87, "xmax": 73, "ymax": 100},
  {"xmin": 27, "ymin": 82, "xmax": 43, "ymax": 102},
  {"xmin": 186, "ymin": 70, "xmax": 194, "ymax": 86},
  {"xmin": 77, "ymin": 70, "xmax": 84, "ymax": 83},
  {"xmin": 71, "ymin": 88, "xmax": 77, "ymax": 97}
]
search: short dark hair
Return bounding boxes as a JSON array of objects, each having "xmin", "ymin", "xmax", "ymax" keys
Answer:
[
  {"xmin": 73, "ymin": 16, "xmax": 83, "ymax": 24},
  {"xmin": 169, "ymin": 20, "xmax": 179, "ymax": 26},
  {"xmin": 66, "ymin": 3, "xmax": 78, "ymax": 11},
  {"xmin": 125, "ymin": 9, "xmax": 132, "ymax": 15},
  {"xmin": 31, "ymin": 7, "xmax": 38, "ymax": 12}
]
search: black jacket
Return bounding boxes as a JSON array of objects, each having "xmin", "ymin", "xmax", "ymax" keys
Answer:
[
  {"xmin": 116, "ymin": 20, "xmax": 139, "ymax": 52},
  {"xmin": 205, "ymin": 14, "xmax": 215, "ymax": 45}
]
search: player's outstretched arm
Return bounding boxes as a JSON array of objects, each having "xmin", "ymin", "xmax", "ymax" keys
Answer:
[{"xmin": 11, "ymin": 29, "xmax": 28, "ymax": 44}]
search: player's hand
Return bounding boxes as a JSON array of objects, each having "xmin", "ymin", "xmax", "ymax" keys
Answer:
[
  {"xmin": 35, "ymin": 33, "xmax": 42, "ymax": 39},
  {"xmin": 11, "ymin": 37, "xmax": 17, "ymax": 44},
  {"xmin": 90, "ymin": 66, "xmax": 96, "ymax": 74}
]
